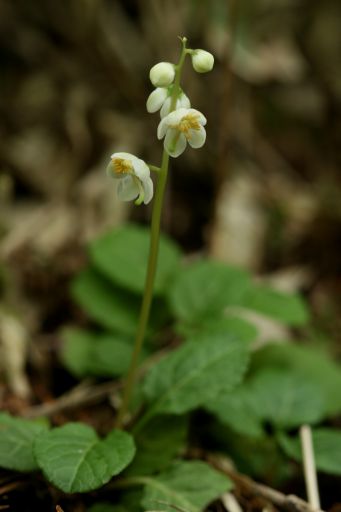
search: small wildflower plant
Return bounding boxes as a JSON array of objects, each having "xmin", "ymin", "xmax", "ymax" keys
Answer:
[
  {"xmin": 106, "ymin": 37, "xmax": 215, "ymax": 427},
  {"xmin": 1, "ymin": 37, "xmax": 341, "ymax": 512}
]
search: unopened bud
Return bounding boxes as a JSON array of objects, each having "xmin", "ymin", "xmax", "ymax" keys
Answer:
[
  {"xmin": 191, "ymin": 49, "xmax": 214, "ymax": 73},
  {"xmin": 149, "ymin": 62, "xmax": 175, "ymax": 87}
]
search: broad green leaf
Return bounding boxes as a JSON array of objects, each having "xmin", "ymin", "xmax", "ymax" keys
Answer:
[
  {"xmin": 240, "ymin": 286, "xmax": 309, "ymax": 326},
  {"xmin": 247, "ymin": 369, "xmax": 326, "ymax": 428},
  {"xmin": 71, "ymin": 268, "xmax": 140, "ymax": 334},
  {"xmin": 71, "ymin": 268, "xmax": 168, "ymax": 336},
  {"xmin": 279, "ymin": 429, "xmax": 341, "ymax": 476},
  {"xmin": 34, "ymin": 423, "xmax": 135, "ymax": 493},
  {"xmin": 126, "ymin": 415, "xmax": 188, "ymax": 476},
  {"xmin": 206, "ymin": 387, "xmax": 263, "ymax": 438},
  {"xmin": 89, "ymin": 224, "xmax": 181, "ymax": 295},
  {"xmin": 0, "ymin": 413, "xmax": 49, "ymax": 472},
  {"xmin": 61, "ymin": 328, "xmax": 137, "ymax": 378},
  {"xmin": 252, "ymin": 343, "xmax": 341, "ymax": 415},
  {"xmin": 168, "ymin": 260, "xmax": 251, "ymax": 325},
  {"xmin": 141, "ymin": 461, "xmax": 232, "ymax": 512},
  {"xmin": 143, "ymin": 332, "xmax": 250, "ymax": 417},
  {"xmin": 177, "ymin": 315, "xmax": 258, "ymax": 345}
]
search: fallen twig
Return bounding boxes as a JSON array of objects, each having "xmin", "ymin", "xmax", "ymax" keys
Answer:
[
  {"xmin": 209, "ymin": 455, "xmax": 325, "ymax": 512},
  {"xmin": 21, "ymin": 379, "xmax": 121, "ymax": 419},
  {"xmin": 21, "ymin": 346, "xmax": 170, "ymax": 419}
]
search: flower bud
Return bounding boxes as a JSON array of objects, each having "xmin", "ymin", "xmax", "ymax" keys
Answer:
[
  {"xmin": 149, "ymin": 62, "xmax": 175, "ymax": 87},
  {"xmin": 191, "ymin": 49, "xmax": 214, "ymax": 73}
]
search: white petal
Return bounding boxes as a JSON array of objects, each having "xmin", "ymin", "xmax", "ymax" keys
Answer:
[
  {"xmin": 166, "ymin": 107, "xmax": 189, "ymax": 125},
  {"xmin": 160, "ymin": 97, "xmax": 172, "ymax": 118},
  {"xmin": 164, "ymin": 129, "xmax": 187, "ymax": 158},
  {"xmin": 116, "ymin": 176, "xmax": 139, "ymax": 201},
  {"xmin": 146, "ymin": 87, "xmax": 168, "ymax": 113},
  {"xmin": 157, "ymin": 117, "xmax": 168, "ymax": 139},
  {"xmin": 187, "ymin": 108, "xmax": 207, "ymax": 126},
  {"xmin": 180, "ymin": 93, "xmax": 191, "ymax": 109},
  {"xmin": 187, "ymin": 125, "xmax": 206, "ymax": 148},
  {"xmin": 106, "ymin": 160, "xmax": 115, "ymax": 178},
  {"xmin": 142, "ymin": 176, "xmax": 154, "ymax": 204},
  {"xmin": 132, "ymin": 158, "xmax": 150, "ymax": 181},
  {"xmin": 160, "ymin": 96, "xmax": 188, "ymax": 118},
  {"xmin": 111, "ymin": 151, "xmax": 135, "ymax": 160}
]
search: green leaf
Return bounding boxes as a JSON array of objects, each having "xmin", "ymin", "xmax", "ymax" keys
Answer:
[
  {"xmin": 126, "ymin": 415, "xmax": 188, "ymax": 476},
  {"xmin": 279, "ymin": 429, "xmax": 341, "ymax": 476},
  {"xmin": 205, "ymin": 387, "xmax": 263, "ymax": 439},
  {"xmin": 89, "ymin": 224, "xmax": 181, "ymax": 295},
  {"xmin": 168, "ymin": 260, "xmax": 251, "ymax": 325},
  {"xmin": 34, "ymin": 423, "xmax": 135, "ymax": 493},
  {"xmin": 71, "ymin": 268, "xmax": 168, "ymax": 336},
  {"xmin": 240, "ymin": 286, "xmax": 309, "ymax": 326},
  {"xmin": 143, "ymin": 332, "xmax": 250, "ymax": 417},
  {"xmin": 141, "ymin": 461, "xmax": 232, "ymax": 512},
  {"xmin": 71, "ymin": 268, "xmax": 140, "ymax": 334},
  {"xmin": 247, "ymin": 369, "xmax": 326, "ymax": 429},
  {"xmin": 0, "ymin": 413, "xmax": 49, "ymax": 472},
  {"xmin": 61, "ymin": 328, "xmax": 136, "ymax": 378},
  {"xmin": 252, "ymin": 343, "xmax": 341, "ymax": 416},
  {"xmin": 197, "ymin": 316, "xmax": 257, "ymax": 343}
]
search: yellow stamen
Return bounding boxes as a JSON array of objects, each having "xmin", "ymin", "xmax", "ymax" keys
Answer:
[
  {"xmin": 113, "ymin": 158, "xmax": 133, "ymax": 175},
  {"xmin": 177, "ymin": 114, "xmax": 201, "ymax": 138}
]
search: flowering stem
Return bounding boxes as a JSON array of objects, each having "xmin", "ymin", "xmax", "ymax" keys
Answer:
[
  {"xmin": 170, "ymin": 37, "xmax": 188, "ymax": 111},
  {"xmin": 115, "ymin": 38, "xmax": 188, "ymax": 428},
  {"xmin": 148, "ymin": 164, "xmax": 161, "ymax": 173}
]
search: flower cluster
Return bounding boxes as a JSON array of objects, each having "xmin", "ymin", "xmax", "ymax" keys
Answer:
[
  {"xmin": 107, "ymin": 42, "xmax": 214, "ymax": 204},
  {"xmin": 146, "ymin": 50, "xmax": 213, "ymax": 159}
]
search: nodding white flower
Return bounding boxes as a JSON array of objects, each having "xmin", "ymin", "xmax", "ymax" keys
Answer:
[
  {"xmin": 160, "ymin": 92, "xmax": 190, "ymax": 118},
  {"xmin": 149, "ymin": 62, "xmax": 175, "ymax": 87},
  {"xmin": 146, "ymin": 86, "xmax": 191, "ymax": 117},
  {"xmin": 107, "ymin": 152, "xmax": 153, "ymax": 205},
  {"xmin": 157, "ymin": 108, "xmax": 207, "ymax": 158},
  {"xmin": 191, "ymin": 49, "xmax": 214, "ymax": 73}
]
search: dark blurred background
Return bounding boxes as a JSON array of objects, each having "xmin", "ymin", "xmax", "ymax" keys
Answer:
[{"xmin": 1, "ymin": 0, "xmax": 341, "ymax": 350}]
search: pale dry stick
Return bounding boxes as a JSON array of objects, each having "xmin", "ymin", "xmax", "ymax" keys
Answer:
[
  {"xmin": 300, "ymin": 425, "xmax": 321, "ymax": 510},
  {"xmin": 221, "ymin": 492, "xmax": 244, "ymax": 512}
]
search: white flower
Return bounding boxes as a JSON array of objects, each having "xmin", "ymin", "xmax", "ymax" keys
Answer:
[
  {"xmin": 149, "ymin": 62, "xmax": 175, "ymax": 87},
  {"xmin": 146, "ymin": 87, "xmax": 191, "ymax": 118},
  {"xmin": 191, "ymin": 49, "xmax": 214, "ymax": 73},
  {"xmin": 157, "ymin": 108, "xmax": 207, "ymax": 158},
  {"xmin": 146, "ymin": 87, "xmax": 168, "ymax": 113},
  {"xmin": 160, "ymin": 92, "xmax": 190, "ymax": 118},
  {"xmin": 107, "ymin": 152, "xmax": 153, "ymax": 205}
]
